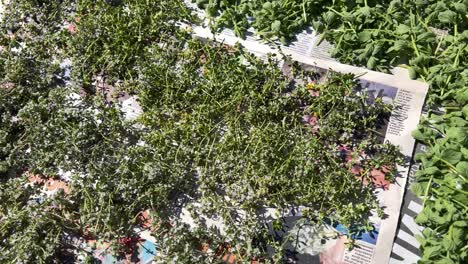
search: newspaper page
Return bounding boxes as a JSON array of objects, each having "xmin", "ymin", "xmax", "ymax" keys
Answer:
[
  {"xmin": 389, "ymin": 145, "xmax": 424, "ymax": 264},
  {"xmin": 182, "ymin": 4, "xmax": 429, "ymax": 263},
  {"xmin": 389, "ymin": 108, "xmax": 433, "ymax": 264}
]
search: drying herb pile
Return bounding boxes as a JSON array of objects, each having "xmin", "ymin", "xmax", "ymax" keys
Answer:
[
  {"xmin": 135, "ymin": 41, "xmax": 402, "ymax": 261},
  {"xmin": 194, "ymin": 0, "xmax": 468, "ymax": 262},
  {"xmin": 0, "ymin": 0, "xmax": 404, "ymax": 263}
]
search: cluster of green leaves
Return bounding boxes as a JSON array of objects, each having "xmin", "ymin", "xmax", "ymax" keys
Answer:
[
  {"xmin": 194, "ymin": 0, "xmax": 327, "ymax": 43},
  {"xmin": 0, "ymin": 0, "xmax": 73, "ymax": 175},
  {"xmin": 0, "ymin": 0, "xmax": 79, "ymax": 262},
  {"xmin": 312, "ymin": 0, "xmax": 467, "ymax": 104},
  {"xmin": 0, "ymin": 0, "xmax": 403, "ymax": 263},
  {"xmin": 0, "ymin": 176, "xmax": 73, "ymax": 263},
  {"xmin": 192, "ymin": 0, "xmax": 466, "ymax": 104},
  {"xmin": 68, "ymin": 0, "xmax": 194, "ymax": 87},
  {"xmin": 411, "ymin": 107, "xmax": 468, "ymax": 263},
  {"xmin": 0, "ymin": 0, "xmax": 196, "ymax": 262}
]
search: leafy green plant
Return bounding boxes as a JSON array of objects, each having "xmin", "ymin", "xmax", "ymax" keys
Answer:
[
  {"xmin": 411, "ymin": 107, "xmax": 468, "ymax": 263},
  {"xmin": 193, "ymin": 0, "xmax": 327, "ymax": 43},
  {"xmin": 313, "ymin": 0, "xmax": 467, "ymax": 103}
]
